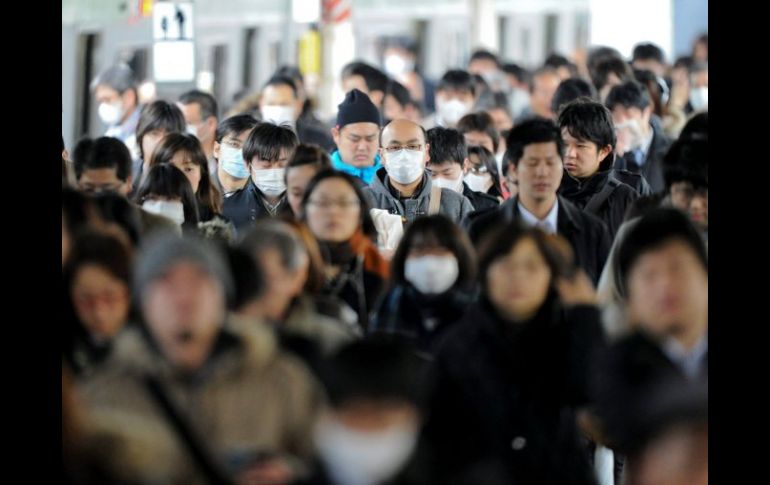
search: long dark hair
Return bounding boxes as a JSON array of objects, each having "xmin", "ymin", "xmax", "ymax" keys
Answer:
[
  {"xmin": 149, "ymin": 132, "xmax": 223, "ymax": 216},
  {"xmin": 135, "ymin": 164, "xmax": 200, "ymax": 229}
]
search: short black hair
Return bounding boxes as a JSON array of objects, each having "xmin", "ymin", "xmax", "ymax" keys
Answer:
[
  {"xmin": 544, "ymin": 53, "xmax": 577, "ymax": 77},
  {"xmin": 136, "ymin": 101, "xmax": 187, "ymax": 160},
  {"xmin": 240, "ymin": 219, "xmax": 308, "ymax": 273},
  {"xmin": 390, "ymin": 215, "xmax": 476, "ymax": 289},
  {"xmin": 215, "ymin": 114, "xmax": 259, "ymax": 144},
  {"xmin": 618, "ymin": 208, "xmax": 708, "ymax": 293},
  {"xmin": 477, "ymin": 221, "xmax": 572, "ymax": 294},
  {"xmin": 501, "ymin": 63, "xmax": 530, "ymax": 85},
  {"xmin": 286, "ymin": 143, "xmax": 332, "ymax": 172},
  {"xmin": 275, "ymin": 65, "xmax": 303, "ymax": 87},
  {"xmin": 341, "ymin": 61, "xmax": 389, "ymax": 93},
  {"xmin": 456, "ymin": 111, "xmax": 500, "ymax": 153},
  {"xmin": 436, "ymin": 69, "xmax": 475, "ymax": 96},
  {"xmin": 505, "ymin": 118, "xmax": 563, "ymax": 167},
  {"xmin": 591, "ymin": 57, "xmax": 634, "ymax": 92},
  {"xmin": 475, "ymin": 91, "xmax": 513, "ymax": 120},
  {"xmin": 242, "ymin": 122, "xmax": 299, "ymax": 164},
  {"xmin": 263, "ymin": 75, "xmax": 299, "ymax": 98},
  {"xmin": 469, "ymin": 49, "xmax": 500, "ymax": 67},
  {"xmin": 319, "ymin": 338, "xmax": 424, "ymax": 408},
  {"xmin": 662, "ymin": 137, "xmax": 708, "ymax": 191},
  {"xmin": 632, "ymin": 43, "xmax": 665, "ymax": 63},
  {"xmin": 63, "ymin": 229, "xmax": 134, "ymax": 295},
  {"xmin": 605, "ymin": 80, "xmax": 651, "ymax": 111},
  {"xmin": 72, "ymin": 136, "xmax": 132, "ymax": 181},
  {"xmin": 426, "ymin": 127, "xmax": 467, "ymax": 166},
  {"xmin": 557, "ymin": 98, "xmax": 616, "ymax": 167},
  {"xmin": 385, "ymin": 79, "xmax": 411, "ymax": 108},
  {"xmin": 178, "ymin": 90, "xmax": 219, "ymax": 121},
  {"xmin": 224, "ymin": 245, "xmax": 266, "ymax": 311},
  {"xmin": 91, "ymin": 192, "xmax": 143, "ymax": 246},
  {"xmin": 552, "ymin": 78, "xmax": 597, "ymax": 115}
]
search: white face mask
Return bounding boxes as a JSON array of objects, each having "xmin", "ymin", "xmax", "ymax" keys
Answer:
[
  {"xmin": 384, "ymin": 149, "xmax": 425, "ymax": 185},
  {"xmin": 252, "ymin": 167, "xmax": 287, "ymax": 197},
  {"xmin": 219, "ymin": 145, "xmax": 250, "ymax": 179},
  {"xmin": 464, "ymin": 172, "xmax": 493, "ymax": 193},
  {"xmin": 404, "ymin": 255, "xmax": 459, "ymax": 295},
  {"xmin": 436, "ymin": 99, "xmax": 471, "ymax": 127},
  {"xmin": 142, "ymin": 200, "xmax": 185, "ymax": 225},
  {"xmin": 260, "ymin": 105, "xmax": 296, "ymax": 128},
  {"xmin": 384, "ymin": 55, "xmax": 414, "ymax": 77},
  {"xmin": 98, "ymin": 101, "xmax": 124, "ymax": 125},
  {"xmin": 314, "ymin": 419, "xmax": 418, "ymax": 485},
  {"xmin": 615, "ymin": 119, "xmax": 646, "ymax": 150},
  {"xmin": 689, "ymin": 87, "xmax": 708, "ymax": 110},
  {"xmin": 508, "ymin": 88, "xmax": 532, "ymax": 119},
  {"xmin": 431, "ymin": 172, "xmax": 464, "ymax": 193}
]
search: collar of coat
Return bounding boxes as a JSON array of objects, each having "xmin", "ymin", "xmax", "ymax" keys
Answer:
[
  {"xmin": 502, "ymin": 195, "xmax": 585, "ymax": 234},
  {"xmin": 109, "ymin": 317, "xmax": 280, "ymax": 381}
]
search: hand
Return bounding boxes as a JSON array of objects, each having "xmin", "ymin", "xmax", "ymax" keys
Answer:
[{"xmin": 555, "ymin": 270, "xmax": 597, "ymax": 306}]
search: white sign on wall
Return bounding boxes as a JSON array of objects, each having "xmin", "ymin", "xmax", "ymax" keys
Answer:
[{"xmin": 153, "ymin": 2, "xmax": 195, "ymax": 82}]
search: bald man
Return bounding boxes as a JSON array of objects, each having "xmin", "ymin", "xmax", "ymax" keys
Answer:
[{"xmin": 364, "ymin": 119, "xmax": 474, "ymax": 224}]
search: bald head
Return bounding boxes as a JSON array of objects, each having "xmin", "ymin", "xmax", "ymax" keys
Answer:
[{"xmin": 379, "ymin": 119, "xmax": 428, "ymax": 148}]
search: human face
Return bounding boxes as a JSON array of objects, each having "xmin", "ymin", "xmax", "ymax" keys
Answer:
[
  {"xmin": 287, "ymin": 164, "xmax": 321, "ymax": 216},
  {"xmin": 463, "ymin": 130, "xmax": 495, "ymax": 154},
  {"xmin": 142, "ymin": 129, "xmax": 168, "ymax": 162},
  {"xmin": 512, "ymin": 142, "xmax": 563, "ymax": 205},
  {"xmin": 78, "ymin": 167, "xmax": 130, "ymax": 196},
  {"xmin": 178, "ymin": 102, "xmax": 216, "ymax": 146},
  {"xmin": 170, "ymin": 150, "xmax": 202, "ymax": 193},
  {"xmin": 561, "ymin": 128, "xmax": 611, "ymax": 179},
  {"xmin": 530, "ymin": 73, "xmax": 561, "ymax": 118},
  {"xmin": 305, "ymin": 178, "xmax": 362, "ymax": 242},
  {"xmin": 332, "ymin": 122, "xmax": 380, "ymax": 168},
  {"xmin": 71, "ymin": 264, "xmax": 130, "ymax": 341}
]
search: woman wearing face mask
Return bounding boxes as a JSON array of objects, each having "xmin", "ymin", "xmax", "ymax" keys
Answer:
[
  {"xmin": 134, "ymin": 164, "xmax": 200, "ymax": 233},
  {"xmin": 300, "ymin": 170, "xmax": 389, "ymax": 334},
  {"xmin": 148, "ymin": 133, "xmax": 233, "ymax": 240},
  {"xmin": 370, "ymin": 215, "xmax": 476, "ymax": 356},
  {"xmin": 63, "ymin": 230, "xmax": 135, "ymax": 378},
  {"xmin": 423, "ymin": 222, "xmax": 605, "ymax": 485},
  {"xmin": 465, "ymin": 146, "xmax": 504, "ymax": 200}
]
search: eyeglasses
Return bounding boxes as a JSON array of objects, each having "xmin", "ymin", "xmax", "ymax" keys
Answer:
[
  {"xmin": 307, "ymin": 199, "xmax": 361, "ymax": 210},
  {"xmin": 384, "ymin": 144, "xmax": 423, "ymax": 153}
]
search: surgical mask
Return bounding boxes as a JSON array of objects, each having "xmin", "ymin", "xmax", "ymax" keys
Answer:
[
  {"xmin": 615, "ymin": 119, "xmax": 645, "ymax": 150},
  {"xmin": 142, "ymin": 200, "xmax": 185, "ymax": 225},
  {"xmin": 219, "ymin": 145, "xmax": 250, "ymax": 179},
  {"xmin": 260, "ymin": 105, "xmax": 296, "ymax": 128},
  {"xmin": 98, "ymin": 101, "xmax": 124, "ymax": 125},
  {"xmin": 384, "ymin": 149, "xmax": 424, "ymax": 184},
  {"xmin": 314, "ymin": 418, "xmax": 418, "ymax": 485},
  {"xmin": 185, "ymin": 124, "xmax": 199, "ymax": 136},
  {"xmin": 384, "ymin": 55, "xmax": 414, "ymax": 77},
  {"xmin": 495, "ymin": 151, "xmax": 505, "ymax": 178},
  {"xmin": 436, "ymin": 99, "xmax": 471, "ymax": 127},
  {"xmin": 252, "ymin": 167, "xmax": 287, "ymax": 197},
  {"xmin": 431, "ymin": 172, "xmax": 464, "ymax": 193},
  {"xmin": 464, "ymin": 172, "xmax": 493, "ymax": 193},
  {"xmin": 404, "ymin": 255, "xmax": 459, "ymax": 294},
  {"xmin": 508, "ymin": 88, "xmax": 531, "ymax": 119},
  {"xmin": 689, "ymin": 87, "xmax": 708, "ymax": 111}
]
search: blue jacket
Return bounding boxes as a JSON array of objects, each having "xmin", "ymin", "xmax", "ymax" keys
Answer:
[{"xmin": 331, "ymin": 151, "xmax": 382, "ymax": 185}]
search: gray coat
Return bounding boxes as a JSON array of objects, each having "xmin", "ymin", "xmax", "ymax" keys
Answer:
[{"xmin": 363, "ymin": 168, "xmax": 475, "ymax": 224}]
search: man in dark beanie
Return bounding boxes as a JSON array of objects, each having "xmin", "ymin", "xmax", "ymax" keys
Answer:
[
  {"xmin": 330, "ymin": 88, "xmax": 383, "ymax": 185},
  {"xmin": 589, "ymin": 208, "xmax": 707, "ymax": 464},
  {"xmin": 78, "ymin": 233, "xmax": 323, "ymax": 484}
]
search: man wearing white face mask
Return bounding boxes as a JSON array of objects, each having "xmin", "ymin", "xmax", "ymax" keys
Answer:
[
  {"xmin": 222, "ymin": 122, "xmax": 298, "ymax": 232},
  {"xmin": 90, "ymin": 64, "xmax": 141, "ymax": 159},
  {"xmin": 260, "ymin": 76, "xmax": 336, "ymax": 152},
  {"xmin": 211, "ymin": 114, "xmax": 259, "ymax": 196},
  {"xmin": 364, "ymin": 119, "xmax": 474, "ymax": 225},
  {"xmin": 422, "ymin": 70, "xmax": 476, "ymax": 129},
  {"xmin": 607, "ymin": 80, "xmax": 673, "ymax": 193},
  {"xmin": 301, "ymin": 339, "xmax": 440, "ymax": 485}
]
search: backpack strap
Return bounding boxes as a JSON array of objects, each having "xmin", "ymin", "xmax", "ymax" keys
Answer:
[
  {"xmin": 585, "ymin": 177, "xmax": 621, "ymax": 215},
  {"xmin": 428, "ymin": 184, "xmax": 442, "ymax": 215}
]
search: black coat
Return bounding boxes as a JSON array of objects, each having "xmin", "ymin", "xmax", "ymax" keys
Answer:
[
  {"xmin": 467, "ymin": 196, "xmax": 611, "ymax": 285},
  {"xmin": 462, "ymin": 183, "xmax": 500, "ymax": 213},
  {"xmin": 614, "ymin": 116, "xmax": 672, "ymax": 194},
  {"xmin": 559, "ymin": 169, "xmax": 639, "ymax": 240},
  {"xmin": 423, "ymin": 295, "xmax": 604, "ymax": 484},
  {"xmin": 589, "ymin": 331, "xmax": 708, "ymax": 452},
  {"xmin": 369, "ymin": 285, "xmax": 476, "ymax": 356},
  {"xmin": 221, "ymin": 180, "xmax": 293, "ymax": 233}
]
